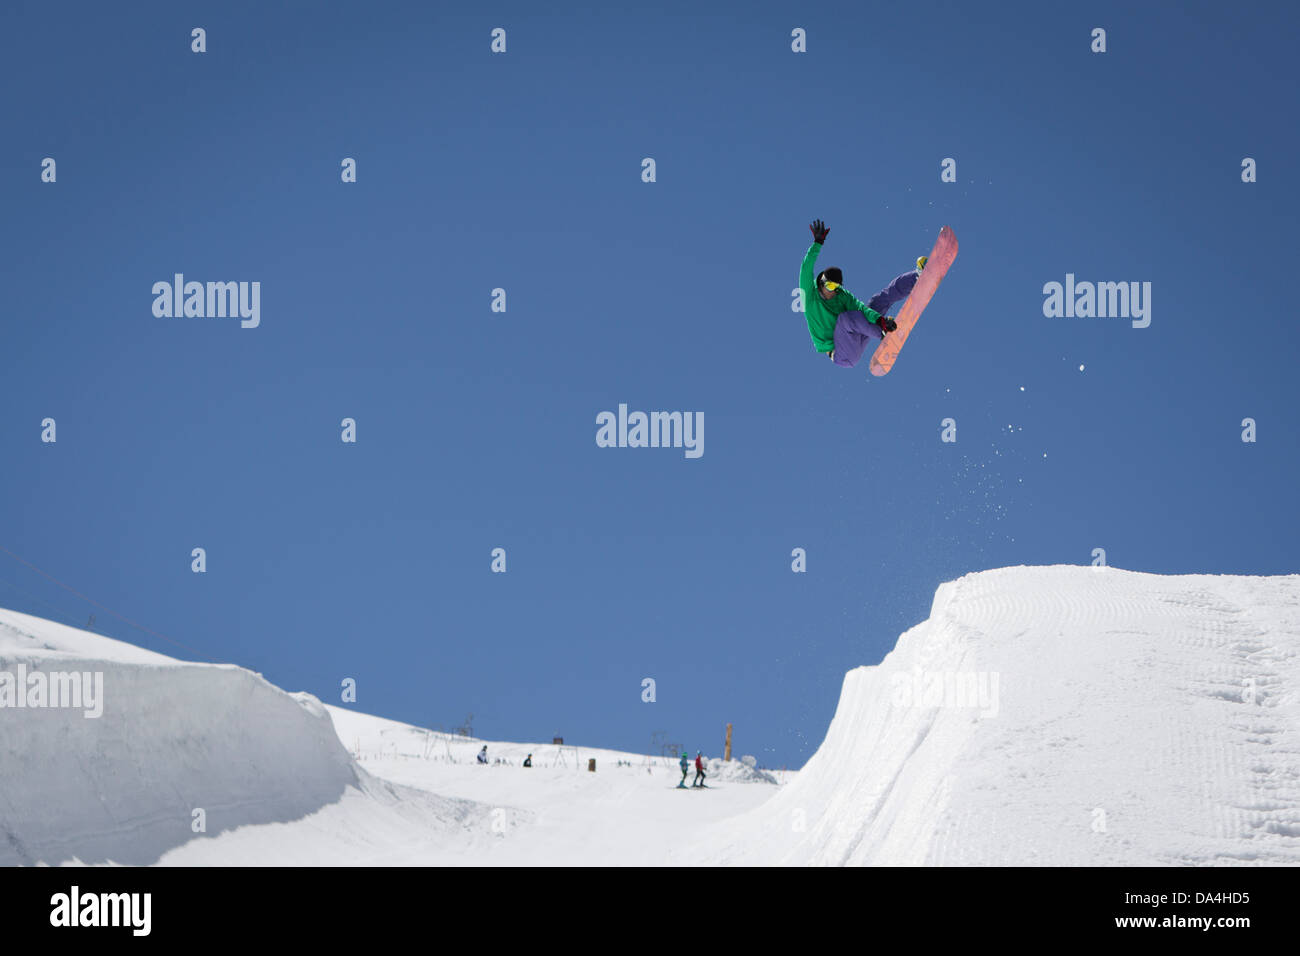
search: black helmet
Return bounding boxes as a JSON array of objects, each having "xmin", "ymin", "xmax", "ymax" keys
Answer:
[{"xmin": 817, "ymin": 266, "xmax": 843, "ymax": 287}]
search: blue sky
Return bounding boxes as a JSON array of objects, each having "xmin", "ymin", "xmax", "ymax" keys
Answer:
[{"xmin": 2, "ymin": 1, "xmax": 1297, "ymax": 768}]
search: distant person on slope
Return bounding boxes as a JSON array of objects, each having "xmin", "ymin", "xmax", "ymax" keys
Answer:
[
  {"xmin": 801, "ymin": 219, "xmax": 928, "ymax": 368},
  {"xmin": 523, "ymin": 753, "xmax": 532, "ymax": 768},
  {"xmin": 679, "ymin": 750, "xmax": 690, "ymax": 788},
  {"xmin": 477, "ymin": 745, "xmax": 488, "ymax": 765},
  {"xmin": 693, "ymin": 751, "xmax": 706, "ymax": 788}
]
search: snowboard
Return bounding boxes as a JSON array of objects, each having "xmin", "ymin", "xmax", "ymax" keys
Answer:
[{"xmin": 868, "ymin": 225, "xmax": 958, "ymax": 377}]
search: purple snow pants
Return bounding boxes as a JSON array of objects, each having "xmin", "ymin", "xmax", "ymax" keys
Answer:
[{"xmin": 830, "ymin": 270, "xmax": 919, "ymax": 368}]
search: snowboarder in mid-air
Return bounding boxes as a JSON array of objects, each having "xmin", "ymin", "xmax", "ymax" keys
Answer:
[{"xmin": 801, "ymin": 219, "xmax": 928, "ymax": 368}]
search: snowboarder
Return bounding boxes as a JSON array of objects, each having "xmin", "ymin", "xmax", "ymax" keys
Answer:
[
  {"xmin": 693, "ymin": 751, "xmax": 706, "ymax": 788},
  {"xmin": 476, "ymin": 745, "xmax": 488, "ymax": 764},
  {"xmin": 801, "ymin": 219, "xmax": 927, "ymax": 368},
  {"xmin": 678, "ymin": 750, "xmax": 690, "ymax": 788}
]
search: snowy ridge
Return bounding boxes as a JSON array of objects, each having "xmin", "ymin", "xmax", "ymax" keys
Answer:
[
  {"xmin": 0, "ymin": 609, "xmax": 496, "ymax": 866},
  {"xmin": 693, "ymin": 566, "xmax": 1300, "ymax": 866},
  {"xmin": 0, "ymin": 607, "xmax": 773, "ymax": 865},
  {"xmin": 4, "ymin": 566, "xmax": 1297, "ymax": 866}
]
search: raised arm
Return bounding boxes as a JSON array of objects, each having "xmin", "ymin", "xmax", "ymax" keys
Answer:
[{"xmin": 800, "ymin": 219, "xmax": 830, "ymax": 289}]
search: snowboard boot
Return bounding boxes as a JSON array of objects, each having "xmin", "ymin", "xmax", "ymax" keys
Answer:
[{"xmin": 916, "ymin": 255, "xmax": 928, "ymax": 272}]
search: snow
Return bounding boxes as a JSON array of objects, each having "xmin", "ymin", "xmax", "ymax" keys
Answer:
[
  {"xmin": 0, "ymin": 609, "xmax": 482, "ymax": 866},
  {"xmin": 318, "ymin": 708, "xmax": 779, "ymax": 865},
  {"xmin": 0, "ymin": 608, "xmax": 776, "ymax": 865},
  {"xmin": 694, "ymin": 566, "xmax": 1300, "ymax": 866},
  {"xmin": 2, "ymin": 565, "xmax": 1297, "ymax": 866},
  {"xmin": 0, "ymin": 607, "xmax": 175, "ymax": 665}
]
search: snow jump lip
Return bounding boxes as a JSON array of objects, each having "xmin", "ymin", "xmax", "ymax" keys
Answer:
[{"xmin": 691, "ymin": 565, "xmax": 1300, "ymax": 866}]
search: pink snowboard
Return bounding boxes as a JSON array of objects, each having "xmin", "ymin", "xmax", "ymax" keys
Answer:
[{"xmin": 869, "ymin": 226, "xmax": 958, "ymax": 376}]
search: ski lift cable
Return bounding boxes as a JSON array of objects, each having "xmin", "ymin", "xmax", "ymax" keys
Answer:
[
  {"xmin": 0, "ymin": 543, "xmax": 207, "ymax": 658},
  {"xmin": 0, "ymin": 575, "xmax": 86, "ymax": 628}
]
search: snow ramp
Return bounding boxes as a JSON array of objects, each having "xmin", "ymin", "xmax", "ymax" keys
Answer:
[
  {"xmin": 0, "ymin": 608, "xmax": 490, "ymax": 865},
  {"xmin": 693, "ymin": 566, "xmax": 1300, "ymax": 866}
]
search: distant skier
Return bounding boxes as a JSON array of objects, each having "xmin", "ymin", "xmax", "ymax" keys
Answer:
[
  {"xmin": 477, "ymin": 745, "xmax": 488, "ymax": 765},
  {"xmin": 678, "ymin": 750, "xmax": 690, "ymax": 788},
  {"xmin": 801, "ymin": 219, "xmax": 927, "ymax": 368},
  {"xmin": 693, "ymin": 751, "xmax": 706, "ymax": 788},
  {"xmin": 523, "ymin": 754, "xmax": 532, "ymax": 768}
]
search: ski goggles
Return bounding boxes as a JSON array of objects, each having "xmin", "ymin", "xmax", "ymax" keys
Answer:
[{"xmin": 821, "ymin": 280, "xmax": 840, "ymax": 291}]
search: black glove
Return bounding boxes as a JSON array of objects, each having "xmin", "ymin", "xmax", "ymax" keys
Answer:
[
  {"xmin": 878, "ymin": 315, "xmax": 897, "ymax": 333},
  {"xmin": 809, "ymin": 219, "xmax": 829, "ymax": 243}
]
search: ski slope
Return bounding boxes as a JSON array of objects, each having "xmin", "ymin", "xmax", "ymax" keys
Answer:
[
  {"xmin": 2, "ymin": 565, "xmax": 1297, "ymax": 865},
  {"xmin": 0, "ymin": 607, "xmax": 777, "ymax": 865}
]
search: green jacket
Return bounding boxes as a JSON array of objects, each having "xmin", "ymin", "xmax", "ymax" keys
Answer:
[{"xmin": 799, "ymin": 241, "xmax": 885, "ymax": 353}]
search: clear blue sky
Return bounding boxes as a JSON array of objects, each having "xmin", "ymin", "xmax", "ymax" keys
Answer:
[{"xmin": 3, "ymin": 1, "xmax": 1297, "ymax": 768}]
